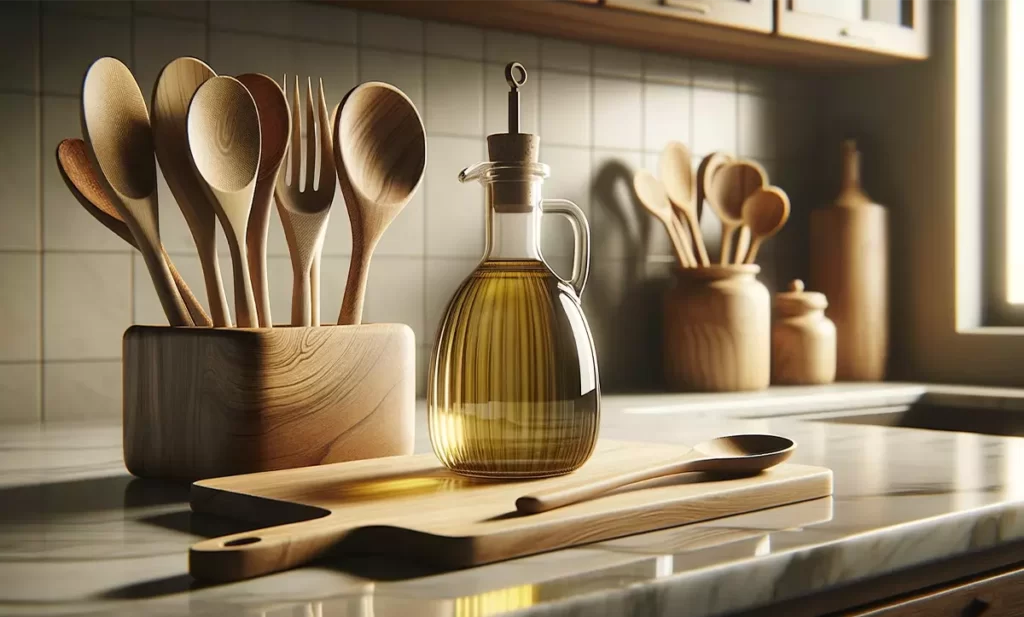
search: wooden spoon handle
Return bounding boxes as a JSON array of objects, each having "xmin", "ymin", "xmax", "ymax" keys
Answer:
[
  {"xmin": 247, "ymin": 179, "xmax": 275, "ymax": 327},
  {"xmin": 663, "ymin": 218, "xmax": 694, "ymax": 268},
  {"xmin": 291, "ymin": 260, "xmax": 312, "ymax": 327},
  {"xmin": 138, "ymin": 239, "xmax": 192, "ymax": 326},
  {"xmin": 682, "ymin": 210, "xmax": 710, "ymax": 266},
  {"xmin": 669, "ymin": 216, "xmax": 698, "ymax": 267},
  {"xmin": 160, "ymin": 247, "xmax": 211, "ymax": 326},
  {"xmin": 226, "ymin": 231, "xmax": 259, "ymax": 328},
  {"xmin": 338, "ymin": 244, "xmax": 372, "ymax": 325},
  {"xmin": 190, "ymin": 515, "xmax": 351, "ymax": 582},
  {"xmin": 516, "ymin": 456, "xmax": 707, "ymax": 514},
  {"xmin": 743, "ymin": 238, "xmax": 764, "ymax": 265},
  {"xmin": 719, "ymin": 223, "xmax": 737, "ymax": 265},
  {"xmin": 734, "ymin": 225, "xmax": 752, "ymax": 265},
  {"xmin": 310, "ymin": 250, "xmax": 321, "ymax": 327}
]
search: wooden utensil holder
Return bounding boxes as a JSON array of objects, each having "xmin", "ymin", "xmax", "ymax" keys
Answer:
[
  {"xmin": 122, "ymin": 323, "xmax": 416, "ymax": 481},
  {"xmin": 663, "ymin": 265, "xmax": 770, "ymax": 392}
]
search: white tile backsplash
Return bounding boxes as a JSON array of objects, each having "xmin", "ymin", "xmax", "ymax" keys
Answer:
[
  {"xmin": 43, "ymin": 360, "xmax": 121, "ymax": 421},
  {"xmin": 425, "ymin": 136, "xmax": 485, "ymax": 257},
  {"xmin": 692, "ymin": 87, "xmax": 738, "ymax": 155},
  {"xmin": 0, "ymin": 94, "xmax": 39, "ymax": 251},
  {"xmin": 43, "ymin": 253, "xmax": 132, "ymax": 361},
  {"xmin": 0, "ymin": 363, "xmax": 41, "ymax": 423},
  {"xmin": 426, "ymin": 21, "xmax": 484, "ymax": 60},
  {"xmin": 42, "ymin": 13, "xmax": 130, "ymax": 96},
  {"xmin": 0, "ymin": 2, "xmax": 820, "ymax": 422},
  {"xmin": 359, "ymin": 11, "xmax": 423, "ymax": 53},
  {"xmin": 0, "ymin": 254, "xmax": 41, "ymax": 362},
  {"xmin": 594, "ymin": 46, "xmax": 643, "ymax": 78},
  {"xmin": 540, "ymin": 70, "xmax": 591, "ymax": 147},
  {"xmin": 426, "ymin": 56, "xmax": 484, "ymax": 136},
  {"xmin": 643, "ymin": 82, "xmax": 691, "ymax": 154},
  {"xmin": 541, "ymin": 39, "xmax": 591, "ymax": 73},
  {"xmin": 593, "ymin": 78, "xmax": 643, "ymax": 150},
  {"xmin": 1, "ymin": 2, "xmax": 39, "ymax": 93},
  {"xmin": 485, "ymin": 30, "xmax": 539, "ymax": 66}
]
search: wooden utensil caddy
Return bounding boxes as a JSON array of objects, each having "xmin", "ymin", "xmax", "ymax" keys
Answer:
[{"xmin": 122, "ymin": 323, "xmax": 416, "ymax": 481}]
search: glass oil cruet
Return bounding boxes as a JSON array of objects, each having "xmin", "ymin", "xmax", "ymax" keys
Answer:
[{"xmin": 428, "ymin": 62, "xmax": 600, "ymax": 479}]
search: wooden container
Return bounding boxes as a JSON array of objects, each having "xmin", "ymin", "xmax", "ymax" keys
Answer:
[
  {"xmin": 663, "ymin": 265, "xmax": 770, "ymax": 392},
  {"xmin": 809, "ymin": 140, "xmax": 888, "ymax": 381},
  {"xmin": 123, "ymin": 323, "xmax": 416, "ymax": 481},
  {"xmin": 771, "ymin": 280, "xmax": 837, "ymax": 385}
]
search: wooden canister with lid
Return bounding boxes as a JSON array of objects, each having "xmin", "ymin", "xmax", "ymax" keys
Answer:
[{"xmin": 771, "ymin": 280, "xmax": 837, "ymax": 385}]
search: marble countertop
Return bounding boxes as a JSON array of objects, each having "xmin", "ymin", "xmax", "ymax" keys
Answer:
[{"xmin": 4, "ymin": 383, "xmax": 1024, "ymax": 616}]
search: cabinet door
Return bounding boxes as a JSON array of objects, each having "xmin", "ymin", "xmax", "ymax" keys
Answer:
[
  {"xmin": 777, "ymin": 0, "xmax": 928, "ymax": 59},
  {"xmin": 605, "ymin": 0, "xmax": 773, "ymax": 34},
  {"xmin": 844, "ymin": 565, "xmax": 1024, "ymax": 616}
]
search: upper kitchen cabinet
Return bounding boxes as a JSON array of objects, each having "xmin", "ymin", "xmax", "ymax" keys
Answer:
[
  {"xmin": 603, "ymin": 0, "xmax": 772, "ymax": 33},
  {"xmin": 336, "ymin": 1, "xmax": 930, "ymax": 66},
  {"xmin": 777, "ymin": 0, "xmax": 928, "ymax": 59}
]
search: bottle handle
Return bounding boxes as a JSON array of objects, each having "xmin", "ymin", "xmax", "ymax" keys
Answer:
[{"xmin": 541, "ymin": 199, "xmax": 591, "ymax": 297}]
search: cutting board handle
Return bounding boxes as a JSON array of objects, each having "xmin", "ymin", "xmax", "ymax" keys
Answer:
[{"xmin": 189, "ymin": 515, "xmax": 349, "ymax": 582}]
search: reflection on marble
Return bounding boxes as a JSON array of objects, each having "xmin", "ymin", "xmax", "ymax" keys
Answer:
[{"xmin": 2, "ymin": 392, "xmax": 1024, "ymax": 616}]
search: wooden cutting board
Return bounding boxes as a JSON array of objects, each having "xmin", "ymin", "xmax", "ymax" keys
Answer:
[{"xmin": 189, "ymin": 440, "xmax": 832, "ymax": 582}]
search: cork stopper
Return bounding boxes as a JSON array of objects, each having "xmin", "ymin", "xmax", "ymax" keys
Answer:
[{"xmin": 486, "ymin": 62, "xmax": 542, "ymax": 212}]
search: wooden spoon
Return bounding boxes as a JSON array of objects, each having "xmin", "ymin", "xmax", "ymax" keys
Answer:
[
  {"xmin": 80, "ymin": 56, "xmax": 191, "ymax": 327},
  {"xmin": 633, "ymin": 169, "xmax": 696, "ymax": 268},
  {"xmin": 708, "ymin": 160, "xmax": 766, "ymax": 265},
  {"xmin": 659, "ymin": 141, "xmax": 709, "ymax": 266},
  {"xmin": 697, "ymin": 151, "xmax": 731, "ymax": 225},
  {"xmin": 237, "ymin": 73, "xmax": 290, "ymax": 328},
  {"xmin": 56, "ymin": 138, "xmax": 210, "ymax": 326},
  {"xmin": 516, "ymin": 434, "xmax": 796, "ymax": 514},
  {"xmin": 334, "ymin": 82, "xmax": 426, "ymax": 325},
  {"xmin": 152, "ymin": 57, "xmax": 231, "ymax": 327},
  {"xmin": 187, "ymin": 76, "xmax": 262, "ymax": 328},
  {"xmin": 740, "ymin": 186, "xmax": 790, "ymax": 264}
]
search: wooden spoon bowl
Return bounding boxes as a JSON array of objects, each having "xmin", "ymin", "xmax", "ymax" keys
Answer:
[
  {"xmin": 740, "ymin": 186, "xmax": 790, "ymax": 264},
  {"xmin": 334, "ymin": 82, "xmax": 426, "ymax": 325}
]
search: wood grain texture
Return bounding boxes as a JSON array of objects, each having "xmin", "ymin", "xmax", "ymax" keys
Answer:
[
  {"xmin": 664, "ymin": 265, "xmax": 770, "ymax": 391},
  {"xmin": 188, "ymin": 440, "xmax": 832, "ymax": 582},
  {"xmin": 81, "ymin": 57, "xmax": 191, "ymax": 327},
  {"xmin": 122, "ymin": 323, "xmax": 416, "ymax": 481},
  {"xmin": 237, "ymin": 73, "xmax": 291, "ymax": 328},
  {"xmin": 334, "ymin": 1, "xmax": 927, "ymax": 66},
  {"xmin": 842, "ymin": 565, "xmax": 1024, "ymax": 617},
  {"xmin": 709, "ymin": 160, "xmax": 766, "ymax": 265},
  {"xmin": 187, "ymin": 76, "xmax": 261, "ymax": 327},
  {"xmin": 809, "ymin": 141, "xmax": 889, "ymax": 381},
  {"xmin": 740, "ymin": 185, "xmax": 790, "ymax": 264},
  {"xmin": 57, "ymin": 138, "xmax": 210, "ymax": 326},
  {"xmin": 771, "ymin": 280, "xmax": 837, "ymax": 385},
  {"xmin": 634, "ymin": 169, "xmax": 697, "ymax": 268},
  {"xmin": 152, "ymin": 57, "xmax": 231, "ymax": 327},
  {"xmin": 274, "ymin": 76, "xmax": 334, "ymax": 327},
  {"xmin": 659, "ymin": 141, "xmax": 710, "ymax": 266},
  {"xmin": 334, "ymin": 81, "xmax": 426, "ymax": 325}
]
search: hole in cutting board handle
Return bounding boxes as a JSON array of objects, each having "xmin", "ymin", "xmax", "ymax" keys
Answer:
[{"xmin": 223, "ymin": 537, "xmax": 261, "ymax": 547}]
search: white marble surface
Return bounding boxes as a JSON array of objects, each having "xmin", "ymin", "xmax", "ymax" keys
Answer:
[{"xmin": 3, "ymin": 385, "xmax": 1024, "ymax": 616}]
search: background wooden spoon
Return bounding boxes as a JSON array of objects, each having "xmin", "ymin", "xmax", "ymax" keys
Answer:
[
  {"xmin": 152, "ymin": 57, "xmax": 231, "ymax": 327},
  {"xmin": 57, "ymin": 139, "xmax": 210, "ymax": 326},
  {"xmin": 708, "ymin": 161, "xmax": 766, "ymax": 265},
  {"xmin": 659, "ymin": 141, "xmax": 709, "ymax": 266},
  {"xmin": 187, "ymin": 76, "xmax": 262, "ymax": 328},
  {"xmin": 334, "ymin": 82, "xmax": 426, "ymax": 325},
  {"xmin": 80, "ymin": 56, "xmax": 191, "ymax": 327},
  {"xmin": 633, "ymin": 169, "xmax": 696, "ymax": 268},
  {"xmin": 237, "ymin": 73, "xmax": 290, "ymax": 328},
  {"xmin": 740, "ymin": 186, "xmax": 790, "ymax": 264}
]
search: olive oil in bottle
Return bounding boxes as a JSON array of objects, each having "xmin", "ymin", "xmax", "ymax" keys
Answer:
[{"xmin": 427, "ymin": 63, "xmax": 600, "ymax": 478}]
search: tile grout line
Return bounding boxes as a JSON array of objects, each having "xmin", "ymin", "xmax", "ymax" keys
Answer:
[{"xmin": 35, "ymin": 0, "xmax": 44, "ymax": 423}]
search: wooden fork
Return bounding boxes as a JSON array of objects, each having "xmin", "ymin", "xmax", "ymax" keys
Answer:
[{"xmin": 274, "ymin": 76, "xmax": 335, "ymax": 327}]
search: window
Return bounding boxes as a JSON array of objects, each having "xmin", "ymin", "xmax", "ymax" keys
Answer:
[{"xmin": 983, "ymin": 0, "xmax": 1024, "ymax": 324}]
